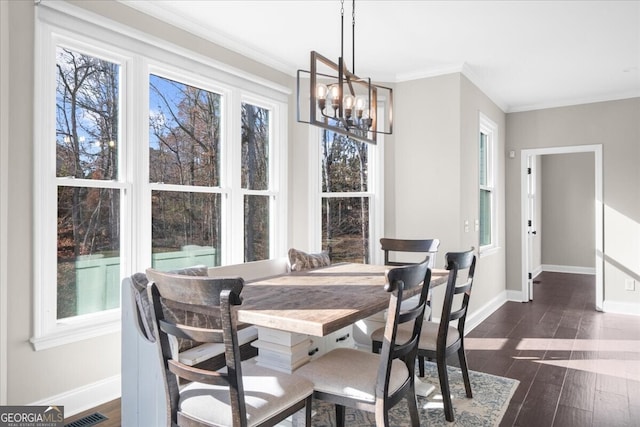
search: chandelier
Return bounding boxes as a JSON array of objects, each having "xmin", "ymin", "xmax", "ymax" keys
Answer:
[{"xmin": 296, "ymin": 0, "xmax": 393, "ymax": 145}]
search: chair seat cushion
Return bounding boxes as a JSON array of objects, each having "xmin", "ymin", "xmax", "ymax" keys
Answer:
[
  {"xmin": 179, "ymin": 359, "xmax": 313, "ymax": 427},
  {"xmin": 371, "ymin": 321, "xmax": 460, "ymax": 352},
  {"xmin": 295, "ymin": 347, "xmax": 410, "ymax": 402}
]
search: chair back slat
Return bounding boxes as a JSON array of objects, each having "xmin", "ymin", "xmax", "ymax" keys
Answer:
[
  {"xmin": 167, "ymin": 359, "xmax": 230, "ymax": 387},
  {"xmin": 159, "ymin": 320, "xmax": 225, "ymax": 343},
  {"xmin": 147, "ymin": 269, "xmax": 244, "ymax": 306},
  {"xmin": 380, "ymin": 238, "xmax": 440, "ymax": 267}
]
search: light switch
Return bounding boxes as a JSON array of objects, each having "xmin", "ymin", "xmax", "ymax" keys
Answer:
[{"xmin": 464, "ymin": 220, "xmax": 469, "ymax": 233}]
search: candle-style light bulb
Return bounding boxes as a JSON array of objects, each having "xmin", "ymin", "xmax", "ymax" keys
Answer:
[
  {"xmin": 343, "ymin": 94, "xmax": 355, "ymax": 118},
  {"xmin": 355, "ymin": 96, "xmax": 366, "ymax": 119},
  {"xmin": 329, "ymin": 85, "xmax": 340, "ymax": 112},
  {"xmin": 316, "ymin": 84, "xmax": 328, "ymax": 99},
  {"xmin": 316, "ymin": 84, "xmax": 328, "ymax": 112}
]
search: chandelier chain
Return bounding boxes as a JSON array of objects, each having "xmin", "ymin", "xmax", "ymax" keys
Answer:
[
  {"xmin": 351, "ymin": 0, "xmax": 355, "ymax": 73},
  {"xmin": 340, "ymin": 0, "xmax": 344, "ymax": 61}
]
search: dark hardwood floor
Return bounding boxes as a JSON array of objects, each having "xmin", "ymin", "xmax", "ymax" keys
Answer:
[
  {"xmin": 465, "ymin": 272, "xmax": 640, "ymax": 427},
  {"xmin": 65, "ymin": 271, "xmax": 640, "ymax": 426}
]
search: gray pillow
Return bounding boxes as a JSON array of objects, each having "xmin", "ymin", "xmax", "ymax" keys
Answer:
[
  {"xmin": 130, "ymin": 272, "xmax": 154, "ymax": 342},
  {"xmin": 288, "ymin": 248, "xmax": 331, "ymax": 272}
]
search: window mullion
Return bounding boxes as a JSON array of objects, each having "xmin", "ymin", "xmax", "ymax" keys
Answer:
[{"xmin": 226, "ymin": 89, "xmax": 243, "ymax": 264}]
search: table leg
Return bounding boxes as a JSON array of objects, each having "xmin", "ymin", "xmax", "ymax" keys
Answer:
[
  {"xmin": 414, "ymin": 374, "xmax": 436, "ymax": 396},
  {"xmin": 252, "ymin": 326, "xmax": 311, "ymax": 373}
]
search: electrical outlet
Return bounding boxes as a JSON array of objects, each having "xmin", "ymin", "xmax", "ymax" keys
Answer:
[{"xmin": 625, "ymin": 279, "xmax": 636, "ymax": 291}]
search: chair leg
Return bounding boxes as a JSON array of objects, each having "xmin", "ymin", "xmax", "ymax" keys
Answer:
[
  {"xmin": 406, "ymin": 389, "xmax": 420, "ymax": 427},
  {"xmin": 436, "ymin": 355, "xmax": 455, "ymax": 422},
  {"xmin": 418, "ymin": 355, "xmax": 425, "ymax": 377},
  {"xmin": 458, "ymin": 346, "xmax": 473, "ymax": 398},
  {"xmin": 305, "ymin": 396, "xmax": 312, "ymax": 426},
  {"xmin": 335, "ymin": 404, "xmax": 346, "ymax": 427}
]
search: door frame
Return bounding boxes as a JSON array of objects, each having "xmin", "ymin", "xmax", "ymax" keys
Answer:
[
  {"xmin": 0, "ymin": 0, "xmax": 8, "ymax": 404},
  {"xmin": 520, "ymin": 144, "xmax": 603, "ymax": 311}
]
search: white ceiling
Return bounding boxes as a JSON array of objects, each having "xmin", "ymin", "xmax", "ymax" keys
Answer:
[{"xmin": 121, "ymin": 0, "xmax": 640, "ymax": 112}]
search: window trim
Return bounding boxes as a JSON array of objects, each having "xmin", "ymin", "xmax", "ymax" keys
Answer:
[
  {"xmin": 478, "ymin": 113, "xmax": 498, "ymax": 256},
  {"xmin": 32, "ymin": 2, "xmax": 289, "ymax": 350},
  {"xmin": 32, "ymin": 23, "xmax": 130, "ymax": 350},
  {"xmin": 309, "ymin": 123, "xmax": 384, "ymax": 265}
]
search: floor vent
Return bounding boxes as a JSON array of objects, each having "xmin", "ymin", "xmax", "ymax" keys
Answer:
[{"xmin": 64, "ymin": 412, "xmax": 108, "ymax": 427}]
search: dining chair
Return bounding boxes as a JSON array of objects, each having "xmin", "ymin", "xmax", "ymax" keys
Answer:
[
  {"xmin": 371, "ymin": 248, "xmax": 476, "ymax": 422},
  {"xmin": 380, "ymin": 238, "xmax": 440, "ymax": 367},
  {"xmin": 380, "ymin": 238, "xmax": 440, "ymax": 314},
  {"xmin": 129, "ymin": 266, "xmax": 257, "ymax": 371},
  {"xmin": 295, "ymin": 259, "xmax": 432, "ymax": 427},
  {"xmin": 380, "ymin": 238, "xmax": 440, "ymax": 268},
  {"xmin": 145, "ymin": 268, "xmax": 313, "ymax": 427}
]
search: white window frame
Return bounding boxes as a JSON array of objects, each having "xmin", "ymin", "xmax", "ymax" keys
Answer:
[
  {"xmin": 479, "ymin": 113, "xmax": 498, "ymax": 256},
  {"xmin": 32, "ymin": 2, "xmax": 289, "ymax": 350},
  {"xmin": 308, "ymin": 124, "xmax": 384, "ymax": 265}
]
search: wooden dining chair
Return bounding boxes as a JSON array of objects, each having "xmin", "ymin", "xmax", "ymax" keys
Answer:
[
  {"xmin": 145, "ymin": 268, "xmax": 313, "ymax": 427},
  {"xmin": 380, "ymin": 238, "xmax": 440, "ymax": 268},
  {"xmin": 380, "ymin": 238, "xmax": 440, "ymax": 316},
  {"xmin": 295, "ymin": 259, "xmax": 432, "ymax": 427},
  {"xmin": 371, "ymin": 248, "xmax": 476, "ymax": 422}
]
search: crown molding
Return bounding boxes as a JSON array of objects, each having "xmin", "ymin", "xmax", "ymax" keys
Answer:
[{"xmin": 118, "ymin": 0, "xmax": 298, "ymax": 77}]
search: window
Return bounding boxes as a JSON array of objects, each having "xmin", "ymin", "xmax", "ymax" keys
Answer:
[
  {"xmin": 148, "ymin": 74, "xmax": 223, "ymax": 269},
  {"xmin": 55, "ymin": 47, "xmax": 123, "ymax": 319},
  {"xmin": 479, "ymin": 113, "xmax": 497, "ymax": 252},
  {"xmin": 33, "ymin": 5, "xmax": 287, "ymax": 349},
  {"xmin": 311, "ymin": 125, "xmax": 383, "ymax": 264},
  {"xmin": 241, "ymin": 101, "xmax": 273, "ymax": 262}
]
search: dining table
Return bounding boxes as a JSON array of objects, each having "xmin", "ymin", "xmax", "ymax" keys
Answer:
[
  {"xmin": 236, "ymin": 262, "xmax": 449, "ymax": 374},
  {"xmin": 121, "ymin": 261, "xmax": 448, "ymax": 426}
]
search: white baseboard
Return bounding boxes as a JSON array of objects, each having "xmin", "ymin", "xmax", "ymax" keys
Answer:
[
  {"xmin": 542, "ymin": 264, "xmax": 595, "ymax": 275},
  {"xmin": 506, "ymin": 289, "xmax": 525, "ymax": 302},
  {"xmin": 603, "ymin": 301, "xmax": 640, "ymax": 316},
  {"xmin": 531, "ymin": 265, "xmax": 543, "ymax": 279},
  {"xmin": 465, "ymin": 291, "xmax": 508, "ymax": 333},
  {"xmin": 30, "ymin": 374, "xmax": 121, "ymax": 418}
]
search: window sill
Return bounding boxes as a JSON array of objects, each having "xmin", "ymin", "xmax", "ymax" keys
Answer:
[
  {"xmin": 30, "ymin": 311, "xmax": 120, "ymax": 351},
  {"xmin": 479, "ymin": 246, "xmax": 501, "ymax": 258}
]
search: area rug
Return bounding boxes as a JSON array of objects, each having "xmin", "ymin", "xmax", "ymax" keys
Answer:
[{"xmin": 310, "ymin": 362, "xmax": 519, "ymax": 426}]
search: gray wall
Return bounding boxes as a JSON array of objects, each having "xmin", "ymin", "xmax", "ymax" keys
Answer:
[
  {"xmin": 540, "ymin": 152, "xmax": 595, "ymax": 269},
  {"xmin": 389, "ymin": 73, "xmax": 507, "ymax": 318},
  {"xmin": 506, "ymin": 98, "xmax": 640, "ymax": 311}
]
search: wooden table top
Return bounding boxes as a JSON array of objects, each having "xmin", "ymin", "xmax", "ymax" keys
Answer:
[{"xmin": 236, "ymin": 263, "xmax": 448, "ymax": 337}]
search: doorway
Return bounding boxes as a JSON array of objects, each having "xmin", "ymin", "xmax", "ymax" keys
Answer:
[{"xmin": 520, "ymin": 144, "xmax": 603, "ymax": 311}]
